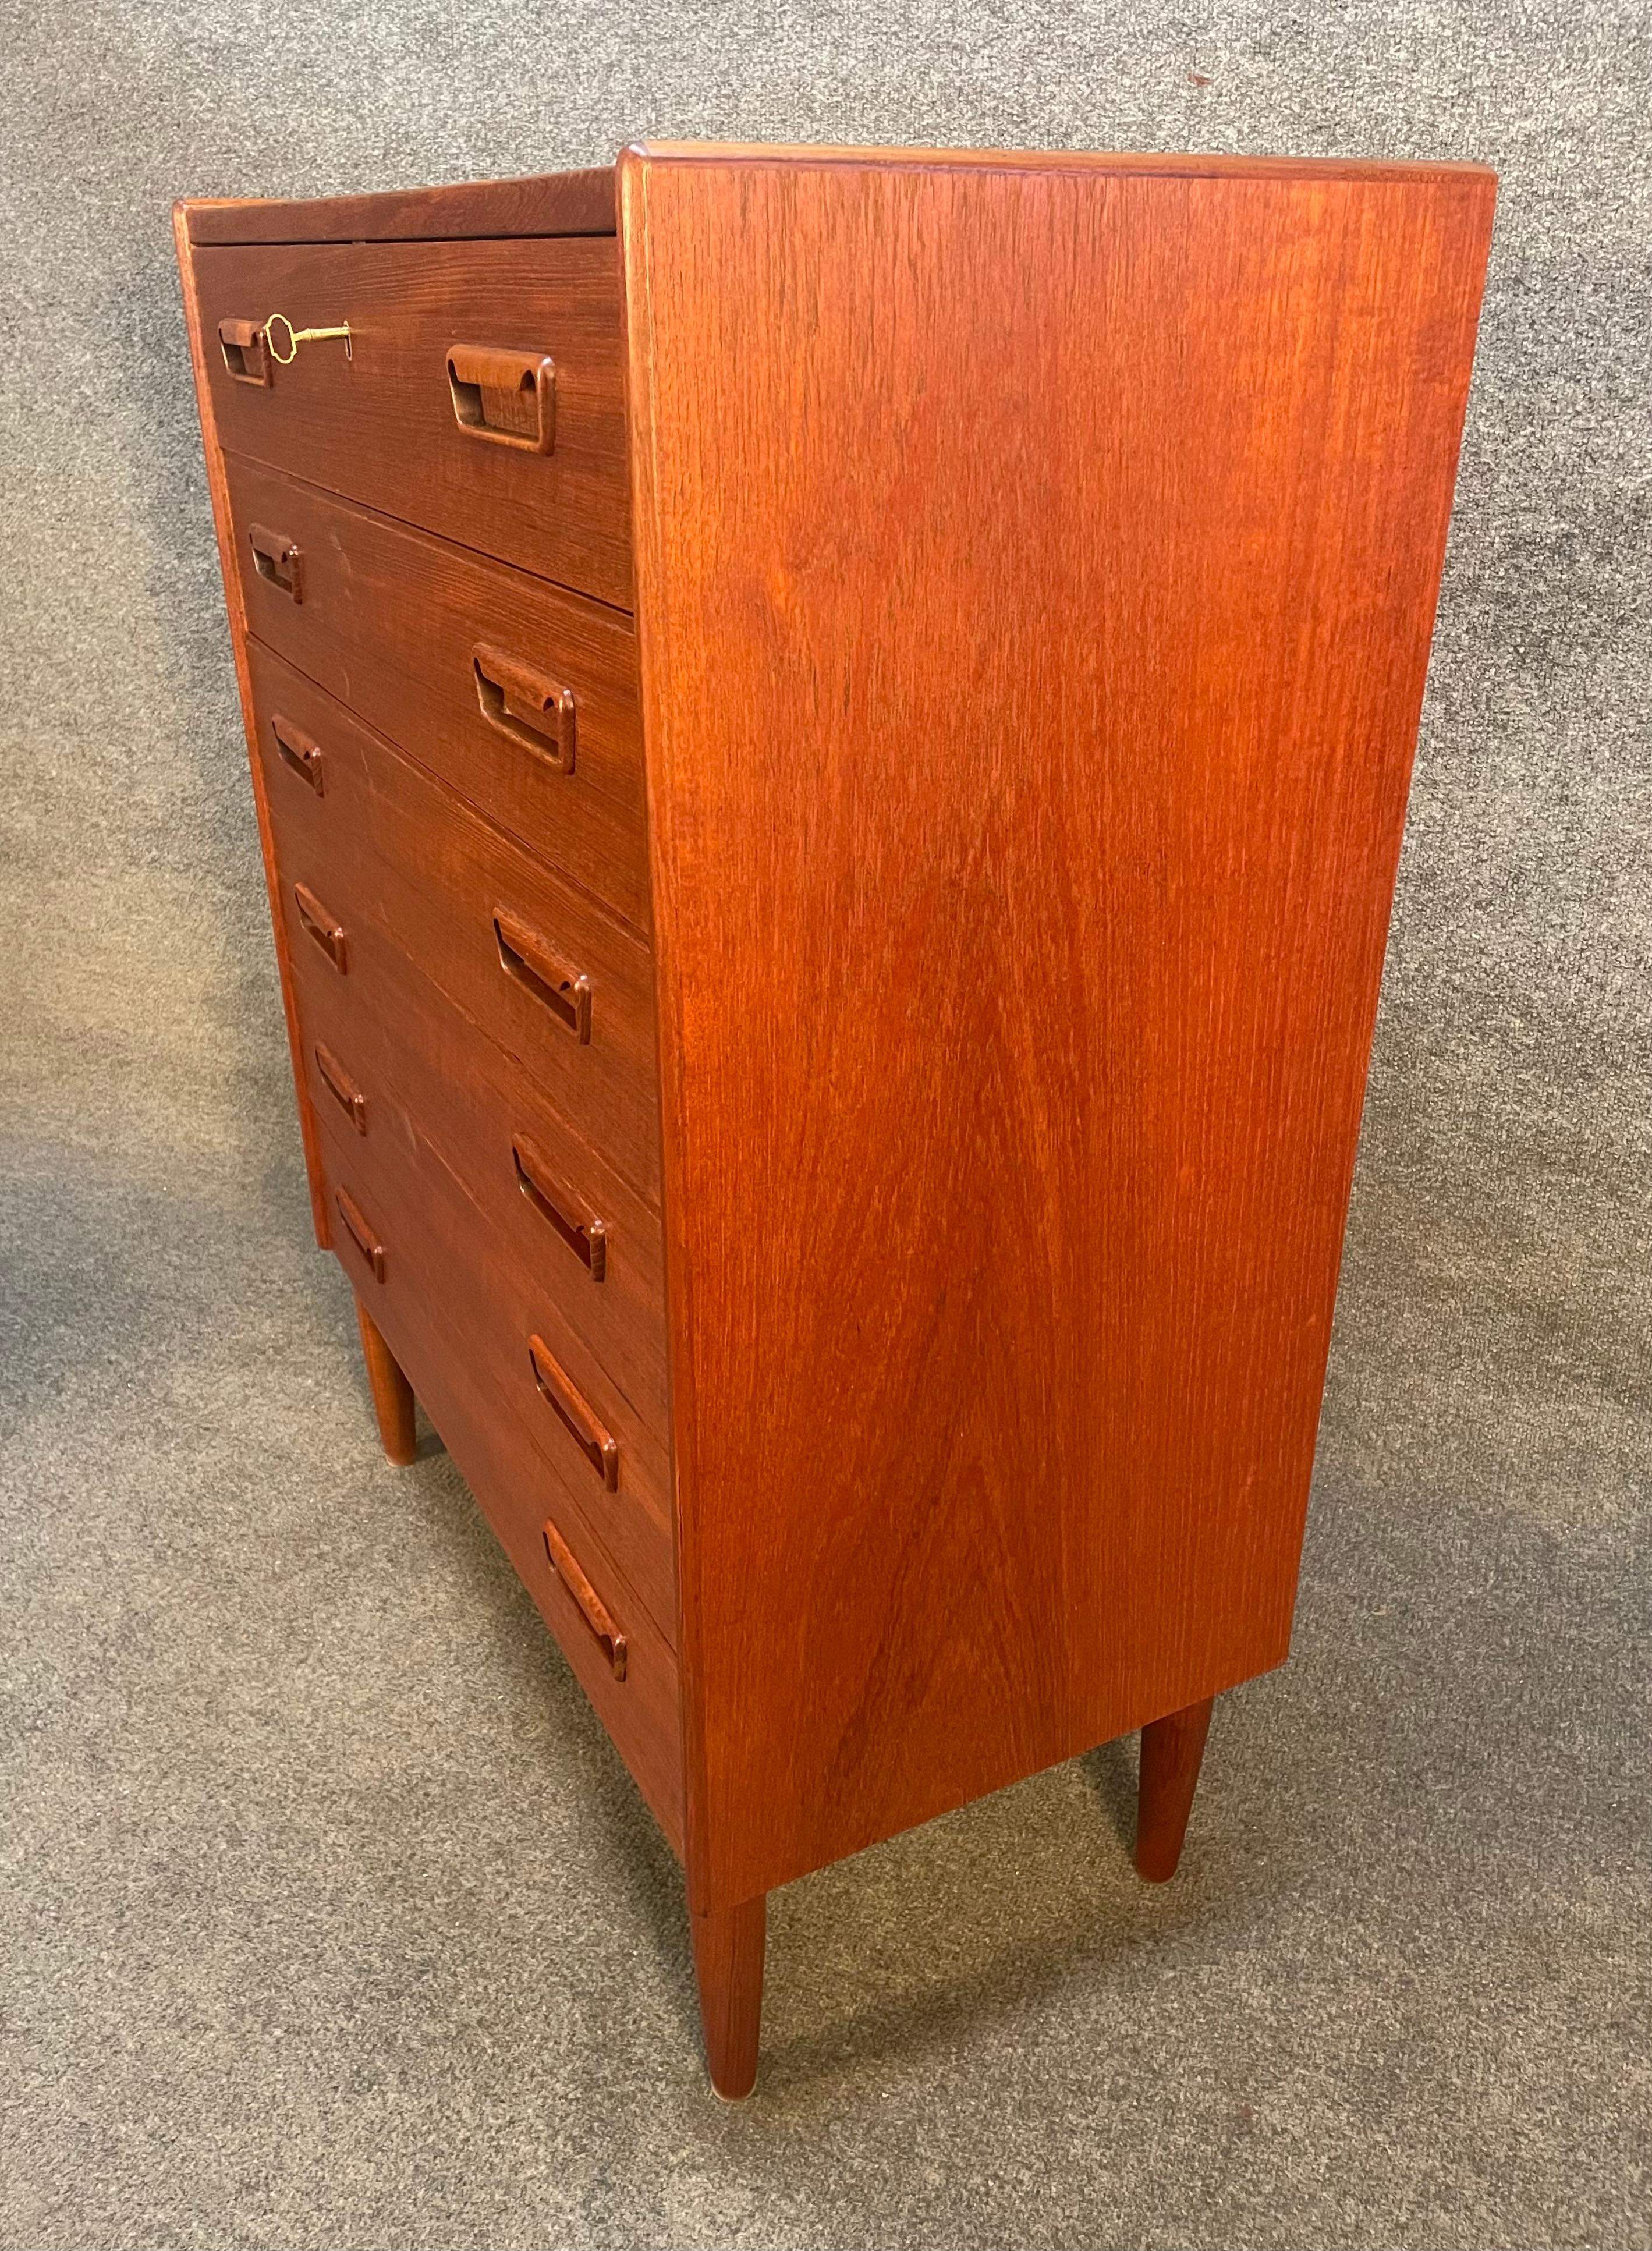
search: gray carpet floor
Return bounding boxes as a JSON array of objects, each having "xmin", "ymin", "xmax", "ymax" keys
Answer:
[
  {"xmin": 3, "ymin": 1040, "xmax": 1645, "ymax": 2251},
  {"xmin": 3, "ymin": 1, "xmax": 1649, "ymax": 2246}
]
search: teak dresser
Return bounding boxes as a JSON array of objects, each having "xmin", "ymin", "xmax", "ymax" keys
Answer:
[{"xmin": 175, "ymin": 143, "xmax": 1495, "ymax": 2096}]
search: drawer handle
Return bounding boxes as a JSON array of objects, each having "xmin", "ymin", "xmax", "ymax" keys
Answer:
[
  {"xmin": 493, "ymin": 909, "xmax": 590, "ymax": 1041},
  {"xmin": 271, "ymin": 711, "xmax": 324, "ymax": 794},
  {"xmin": 218, "ymin": 317, "xmax": 271, "ymax": 387},
  {"xmin": 315, "ymin": 1043, "xmax": 367, "ymax": 1133},
  {"xmin": 335, "ymin": 1186, "xmax": 386, "ymax": 1281},
  {"xmin": 543, "ymin": 1518, "xmax": 627, "ymax": 1679},
  {"xmin": 293, "ymin": 881, "xmax": 348, "ymax": 972},
  {"xmin": 512, "ymin": 1136, "xmax": 607, "ymax": 1281},
  {"xmin": 248, "ymin": 522, "xmax": 303, "ymax": 602},
  {"xmin": 529, "ymin": 1334, "xmax": 618, "ymax": 1490},
  {"xmin": 447, "ymin": 343, "xmax": 556, "ymax": 454},
  {"xmin": 473, "ymin": 644, "xmax": 576, "ymax": 773}
]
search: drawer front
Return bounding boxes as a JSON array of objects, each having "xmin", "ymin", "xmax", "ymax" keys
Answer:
[
  {"xmin": 317, "ymin": 1132, "xmax": 683, "ymax": 1851},
  {"xmin": 246, "ymin": 639, "xmax": 661, "ymax": 1207},
  {"xmin": 194, "ymin": 235, "xmax": 630, "ymax": 609},
  {"xmin": 225, "ymin": 458, "xmax": 648, "ymax": 930},
  {"xmin": 295, "ymin": 882, "xmax": 669, "ymax": 1437},
  {"xmin": 306, "ymin": 1022, "xmax": 676, "ymax": 1640}
]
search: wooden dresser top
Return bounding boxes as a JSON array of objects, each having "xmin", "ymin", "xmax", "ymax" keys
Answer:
[{"xmin": 179, "ymin": 141, "xmax": 1494, "ymax": 245}]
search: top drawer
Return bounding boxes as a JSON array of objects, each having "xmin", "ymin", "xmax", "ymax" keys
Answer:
[{"xmin": 192, "ymin": 237, "xmax": 631, "ymax": 609}]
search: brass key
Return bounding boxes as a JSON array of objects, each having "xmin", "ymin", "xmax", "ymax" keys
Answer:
[{"xmin": 262, "ymin": 311, "xmax": 352, "ymax": 363}]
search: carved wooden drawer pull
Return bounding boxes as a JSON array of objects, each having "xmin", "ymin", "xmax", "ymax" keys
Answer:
[
  {"xmin": 529, "ymin": 1334, "xmax": 618, "ymax": 1490},
  {"xmin": 293, "ymin": 881, "xmax": 348, "ymax": 972},
  {"xmin": 314, "ymin": 1043, "xmax": 367, "ymax": 1133},
  {"xmin": 271, "ymin": 711, "xmax": 324, "ymax": 793},
  {"xmin": 473, "ymin": 643, "xmax": 576, "ymax": 772},
  {"xmin": 512, "ymin": 1136, "xmax": 607, "ymax": 1279},
  {"xmin": 218, "ymin": 317, "xmax": 270, "ymax": 386},
  {"xmin": 334, "ymin": 1186, "xmax": 385, "ymax": 1282},
  {"xmin": 543, "ymin": 1517, "xmax": 627, "ymax": 1679},
  {"xmin": 248, "ymin": 522, "xmax": 302, "ymax": 602},
  {"xmin": 492, "ymin": 908, "xmax": 590, "ymax": 1040},
  {"xmin": 447, "ymin": 343, "xmax": 556, "ymax": 453}
]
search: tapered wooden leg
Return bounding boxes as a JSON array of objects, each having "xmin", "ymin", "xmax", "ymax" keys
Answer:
[
  {"xmin": 690, "ymin": 1894, "xmax": 766, "ymax": 2098},
  {"xmin": 1135, "ymin": 1695, "xmax": 1215, "ymax": 1882},
  {"xmin": 354, "ymin": 1295, "xmax": 418, "ymax": 1466}
]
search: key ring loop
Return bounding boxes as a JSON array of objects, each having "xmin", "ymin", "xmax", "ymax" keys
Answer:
[{"xmin": 263, "ymin": 312, "xmax": 298, "ymax": 364}]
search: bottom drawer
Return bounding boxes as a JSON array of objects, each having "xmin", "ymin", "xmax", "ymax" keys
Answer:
[{"xmin": 318, "ymin": 1137, "xmax": 685, "ymax": 1855}]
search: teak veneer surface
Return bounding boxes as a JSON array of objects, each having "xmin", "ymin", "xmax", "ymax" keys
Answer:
[
  {"xmin": 247, "ymin": 641, "xmax": 670, "ymax": 1428},
  {"xmin": 619, "ymin": 148, "xmax": 1496, "ymax": 1905},
  {"xmin": 176, "ymin": 144, "xmax": 1495, "ymax": 2092},
  {"xmin": 221, "ymin": 521, "xmax": 662, "ymax": 1199},
  {"xmin": 185, "ymin": 167, "xmax": 620, "ymax": 243},
  {"xmin": 173, "ymin": 204, "xmax": 334, "ymax": 1249},
  {"xmin": 183, "ymin": 143, "xmax": 1493, "ymax": 249},
  {"xmin": 197, "ymin": 235, "xmax": 632, "ymax": 611},
  {"xmin": 220, "ymin": 456, "xmax": 648, "ymax": 928}
]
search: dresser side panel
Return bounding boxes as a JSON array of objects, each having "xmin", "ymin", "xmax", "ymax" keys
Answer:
[
  {"xmin": 623, "ymin": 152, "xmax": 1496, "ymax": 1906},
  {"xmin": 173, "ymin": 203, "xmax": 332, "ymax": 1246}
]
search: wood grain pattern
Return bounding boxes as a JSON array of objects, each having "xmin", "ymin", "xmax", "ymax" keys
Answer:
[
  {"xmin": 620, "ymin": 147, "xmax": 1497, "ymax": 1909},
  {"xmin": 172, "ymin": 204, "xmax": 332, "ymax": 1247},
  {"xmin": 184, "ymin": 170, "xmax": 617, "ymax": 246},
  {"xmin": 237, "ymin": 630, "xmax": 661, "ymax": 1206},
  {"xmin": 193, "ymin": 235, "xmax": 630, "ymax": 605},
  {"xmin": 222, "ymin": 457, "xmax": 647, "ymax": 927}
]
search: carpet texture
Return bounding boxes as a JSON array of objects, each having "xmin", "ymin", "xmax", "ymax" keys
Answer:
[{"xmin": 1, "ymin": 3, "xmax": 1647, "ymax": 2247}]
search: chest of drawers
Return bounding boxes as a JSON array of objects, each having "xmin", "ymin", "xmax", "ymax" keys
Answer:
[{"xmin": 175, "ymin": 143, "xmax": 1495, "ymax": 2097}]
